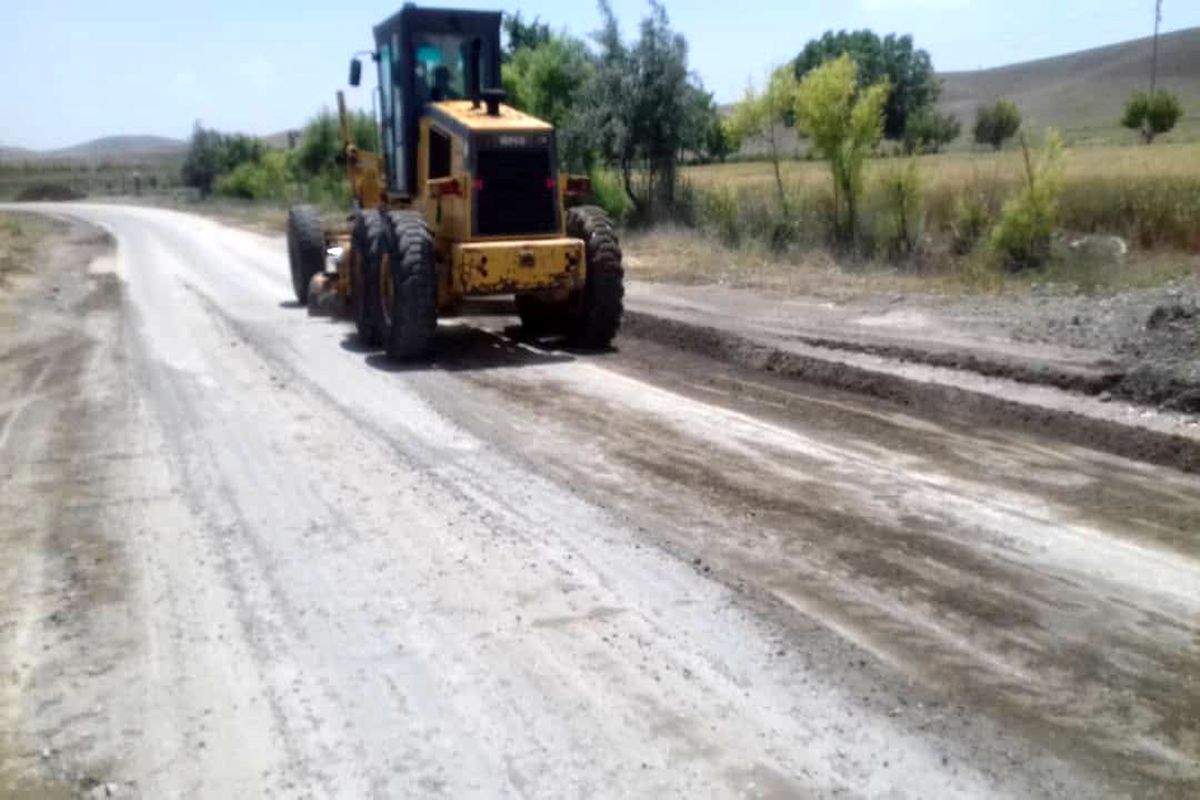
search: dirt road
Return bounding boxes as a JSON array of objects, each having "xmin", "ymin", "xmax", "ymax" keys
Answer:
[{"xmin": 2, "ymin": 204, "xmax": 1198, "ymax": 798}]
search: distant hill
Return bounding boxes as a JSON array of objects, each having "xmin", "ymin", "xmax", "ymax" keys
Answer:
[
  {"xmin": 938, "ymin": 27, "xmax": 1200, "ymax": 144},
  {"xmin": 0, "ymin": 135, "xmax": 186, "ymax": 164},
  {"xmin": 0, "ymin": 146, "xmax": 35, "ymax": 161}
]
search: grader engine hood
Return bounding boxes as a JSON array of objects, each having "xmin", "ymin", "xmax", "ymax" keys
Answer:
[
  {"xmin": 427, "ymin": 99, "xmax": 553, "ymax": 133},
  {"xmin": 425, "ymin": 101, "xmax": 562, "ymax": 239}
]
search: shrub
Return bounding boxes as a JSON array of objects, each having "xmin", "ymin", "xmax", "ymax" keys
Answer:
[
  {"xmin": 989, "ymin": 130, "xmax": 1065, "ymax": 270},
  {"xmin": 875, "ymin": 158, "xmax": 923, "ymax": 259},
  {"xmin": 214, "ymin": 151, "xmax": 294, "ymax": 202},
  {"xmin": 973, "ymin": 100, "xmax": 1021, "ymax": 150},
  {"xmin": 952, "ymin": 192, "xmax": 992, "ymax": 254},
  {"xmin": 1121, "ymin": 90, "xmax": 1183, "ymax": 143},
  {"xmin": 294, "ymin": 110, "xmax": 377, "ymax": 178},
  {"xmin": 793, "ymin": 54, "xmax": 889, "ymax": 247},
  {"xmin": 700, "ymin": 185, "xmax": 741, "ymax": 246},
  {"xmin": 587, "ymin": 167, "xmax": 631, "ymax": 223},
  {"xmin": 727, "ymin": 66, "xmax": 800, "ymax": 213},
  {"xmin": 903, "ymin": 109, "xmax": 961, "ymax": 154}
]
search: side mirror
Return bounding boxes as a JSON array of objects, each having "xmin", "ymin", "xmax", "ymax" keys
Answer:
[{"xmin": 349, "ymin": 58, "xmax": 362, "ymax": 87}]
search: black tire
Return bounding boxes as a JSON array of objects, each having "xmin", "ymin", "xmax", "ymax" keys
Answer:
[
  {"xmin": 287, "ymin": 205, "xmax": 324, "ymax": 304},
  {"xmin": 351, "ymin": 210, "xmax": 388, "ymax": 347},
  {"xmin": 566, "ymin": 205, "xmax": 624, "ymax": 349},
  {"xmin": 382, "ymin": 211, "xmax": 438, "ymax": 361}
]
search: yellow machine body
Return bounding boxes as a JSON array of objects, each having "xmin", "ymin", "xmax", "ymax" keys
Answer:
[{"xmin": 332, "ymin": 94, "xmax": 588, "ymax": 312}]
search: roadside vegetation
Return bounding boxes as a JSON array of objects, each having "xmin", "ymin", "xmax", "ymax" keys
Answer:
[
  {"xmin": 180, "ymin": 110, "xmax": 378, "ymax": 208},
  {"xmin": 495, "ymin": 7, "xmax": 1198, "ymax": 296},
  {"xmin": 0, "ymin": 212, "xmax": 66, "ymax": 287}
]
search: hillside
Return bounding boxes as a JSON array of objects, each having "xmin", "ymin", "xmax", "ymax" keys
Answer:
[
  {"xmin": 938, "ymin": 27, "xmax": 1200, "ymax": 144},
  {"xmin": 0, "ymin": 135, "xmax": 186, "ymax": 164}
]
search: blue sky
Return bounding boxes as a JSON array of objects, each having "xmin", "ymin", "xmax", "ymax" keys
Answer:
[{"xmin": 4, "ymin": 0, "xmax": 1197, "ymax": 149}]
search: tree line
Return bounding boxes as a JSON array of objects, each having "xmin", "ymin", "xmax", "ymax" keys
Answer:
[{"xmin": 180, "ymin": 2, "xmax": 1186, "ymax": 222}]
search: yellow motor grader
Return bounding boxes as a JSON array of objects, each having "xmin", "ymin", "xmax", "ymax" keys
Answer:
[{"xmin": 287, "ymin": 4, "xmax": 624, "ymax": 360}]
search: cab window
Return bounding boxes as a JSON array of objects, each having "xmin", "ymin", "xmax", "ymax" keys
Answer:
[{"xmin": 413, "ymin": 35, "xmax": 468, "ymax": 103}]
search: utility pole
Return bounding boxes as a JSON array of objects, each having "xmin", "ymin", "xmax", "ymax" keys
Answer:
[{"xmin": 1150, "ymin": 0, "xmax": 1163, "ymax": 94}]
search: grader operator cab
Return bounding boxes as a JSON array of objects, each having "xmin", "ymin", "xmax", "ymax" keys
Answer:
[{"xmin": 286, "ymin": 4, "xmax": 624, "ymax": 360}]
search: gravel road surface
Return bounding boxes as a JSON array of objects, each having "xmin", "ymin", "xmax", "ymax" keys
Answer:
[{"xmin": 1, "ymin": 204, "xmax": 1198, "ymax": 798}]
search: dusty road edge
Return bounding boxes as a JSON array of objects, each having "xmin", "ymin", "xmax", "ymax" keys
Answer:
[{"xmin": 623, "ymin": 310, "xmax": 1200, "ymax": 473}]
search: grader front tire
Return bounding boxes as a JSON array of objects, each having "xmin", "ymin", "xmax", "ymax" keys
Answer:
[
  {"xmin": 382, "ymin": 211, "xmax": 438, "ymax": 361},
  {"xmin": 351, "ymin": 210, "xmax": 388, "ymax": 347}
]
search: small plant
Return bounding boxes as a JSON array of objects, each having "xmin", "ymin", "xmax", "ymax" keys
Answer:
[
  {"xmin": 973, "ymin": 100, "xmax": 1021, "ymax": 150},
  {"xmin": 952, "ymin": 193, "xmax": 992, "ymax": 255},
  {"xmin": 793, "ymin": 54, "xmax": 889, "ymax": 247},
  {"xmin": 1121, "ymin": 90, "xmax": 1183, "ymax": 144},
  {"xmin": 875, "ymin": 158, "xmax": 924, "ymax": 259},
  {"xmin": 989, "ymin": 130, "xmax": 1065, "ymax": 271},
  {"xmin": 587, "ymin": 167, "xmax": 632, "ymax": 224},
  {"xmin": 700, "ymin": 185, "xmax": 741, "ymax": 247},
  {"xmin": 727, "ymin": 66, "xmax": 800, "ymax": 214}
]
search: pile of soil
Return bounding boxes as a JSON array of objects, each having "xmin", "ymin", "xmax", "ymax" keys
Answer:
[
  {"xmin": 935, "ymin": 272, "xmax": 1200, "ymax": 411},
  {"xmin": 1116, "ymin": 302, "xmax": 1200, "ymax": 411}
]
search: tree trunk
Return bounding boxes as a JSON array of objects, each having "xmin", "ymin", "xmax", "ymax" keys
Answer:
[
  {"xmin": 770, "ymin": 137, "xmax": 788, "ymax": 217},
  {"xmin": 830, "ymin": 165, "xmax": 842, "ymax": 244},
  {"xmin": 621, "ymin": 160, "xmax": 641, "ymax": 215}
]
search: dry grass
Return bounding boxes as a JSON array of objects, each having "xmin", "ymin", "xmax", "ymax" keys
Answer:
[
  {"xmin": 624, "ymin": 224, "xmax": 1198, "ymax": 301},
  {"xmin": 686, "ymin": 141, "xmax": 1200, "ymax": 196},
  {"xmin": 684, "ymin": 142, "xmax": 1200, "ymax": 257},
  {"xmin": 625, "ymin": 226, "xmax": 964, "ymax": 300},
  {"xmin": 0, "ymin": 212, "xmax": 67, "ymax": 287}
]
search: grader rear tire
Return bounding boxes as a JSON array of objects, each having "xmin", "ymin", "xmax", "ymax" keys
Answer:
[
  {"xmin": 566, "ymin": 205, "xmax": 624, "ymax": 349},
  {"xmin": 382, "ymin": 211, "xmax": 438, "ymax": 361},
  {"xmin": 287, "ymin": 205, "xmax": 324, "ymax": 304},
  {"xmin": 351, "ymin": 210, "xmax": 388, "ymax": 347}
]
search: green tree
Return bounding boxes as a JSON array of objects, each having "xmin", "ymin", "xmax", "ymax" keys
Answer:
[
  {"xmin": 793, "ymin": 54, "xmax": 888, "ymax": 245},
  {"xmin": 903, "ymin": 108, "xmax": 961, "ymax": 154},
  {"xmin": 794, "ymin": 30, "xmax": 937, "ymax": 139},
  {"xmin": 705, "ymin": 117, "xmax": 738, "ymax": 163},
  {"xmin": 181, "ymin": 123, "xmax": 225, "ymax": 196},
  {"xmin": 680, "ymin": 84, "xmax": 724, "ymax": 163},
  {"xmin": 1122, "ymin": 90, "xmax": 1183, "ymax": 143},
  {"xmin": 294, "ymin": 109, "xmax": 377, "ymax": 178},
  {"xmin": 181, "ymin": 125, "xmax": 263, "ymax": 196},
  {"xmin": 215, "ymin": 150, "xmax": 294, "ymax": 201},
  {"xmin": 973, "ymin": 100, "xmax": 1021, "ymax": 150},
  {"xmin": 503, "ymin": 36, "xmax": 594, "ymax": 132},
  {"xmin": 502, "ymin": 11, "xmax": 552, "ymax": 61},
  {"xmin": 221, "ymin": 134, "xmax": 264, "ymax": 172},
  {"xmin": 574, "ymin": 0, "xmax": 697, "ymax": 219},
  {"xmin": 728, "ymin": 66, "xmax": 800, "ymax": 212}
]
